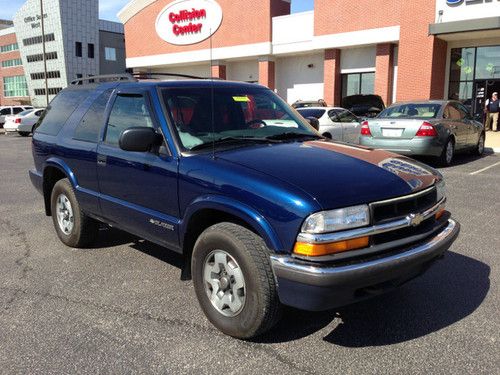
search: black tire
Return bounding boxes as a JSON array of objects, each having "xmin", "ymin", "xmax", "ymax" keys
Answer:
[
  {"xmin": 473, "ymin": 132, "xmax": 485, "ymax": 156},
  {"xmin": 192, "ymin": 222, "xmax": 282, "ymax": 339},
  {"xmin": 438, "ymin": 138, "xmax": 455, "ymax": 167},
  {"xmin": 50, "ymin": 178, "xmax": 99, "ymax": 248},
  {"xmin": 18, "ymin": 132, "xmax": 29, "ymax": 137},
  {"xmin": 322, "ymin": 132, "xmax": 332, "ymax": 139}
]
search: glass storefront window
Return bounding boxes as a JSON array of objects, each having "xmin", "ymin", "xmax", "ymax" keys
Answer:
[
  {"xmin": 475, "ymin": 46, "xmax": 500, "ymax": 79},
  {"xmin": 3, "ymin": 75, "xmax": 28, "ymax": 97},
  {"xmin": 341, "ymin": 72, "xmax": 375, "ymax": 98},
  {"xmin": 448, "ymin": 81, "xmax": 473, "ymax": 105},
  {"xmin": 450, "ymin": 48, "xmax": 475, "ymax": 82}
]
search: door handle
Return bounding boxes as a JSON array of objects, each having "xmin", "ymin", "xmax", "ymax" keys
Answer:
[{"xmin": 97, "ymin": 154, "xmax": 107, "ymax": 166}]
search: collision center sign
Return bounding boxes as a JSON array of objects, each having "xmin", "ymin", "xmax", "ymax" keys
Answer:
[{"xmin": 155, "ymin": 0, "xmax": 223, "ymax": 45}]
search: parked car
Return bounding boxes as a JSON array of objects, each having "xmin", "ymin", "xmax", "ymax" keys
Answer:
[
  {"xmin": 342, "ymin": 94, "xmax": 385, "ymax": 119},
  {"xmin": 296, "ymin": 106, "xmax": 361, "ymax": 144},
  {"xmin": 359, "ymin": 100, "xmax": 485, "ymax": 166},
  {"xmin": 0, "ymin": 105, "xmax": 34, "ymax": 127},
  {"xmin": 291, "ymin": 99, "xmax": 327, "ymax": 109},
  {"xmin": 30, "ymin": 76, "xmax": 459, "ymax": 339},
  {"xmin": 4, "ymin": 108, "xmax": 45, "ymax": 136}
]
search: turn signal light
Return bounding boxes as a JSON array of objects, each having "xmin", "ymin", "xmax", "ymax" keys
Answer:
[
  {"xmin": 294, "ymin": 236, "xmax": 370, "ymax": 257},
  {"xmin": 360, "ymin": 121, "xmax": 372, "ymax": 136},
  {"xmin": 415, "ymin": 121, "xmax": 438, "ymax": 137},
  {"xmin": 435, "ymin": 208, "xmax": 446, "ymax": 220}
]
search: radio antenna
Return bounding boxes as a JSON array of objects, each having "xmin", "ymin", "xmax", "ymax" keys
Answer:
[{"xmin": 210, "ymin": 28, "xmax": 216, "ymax": 159}]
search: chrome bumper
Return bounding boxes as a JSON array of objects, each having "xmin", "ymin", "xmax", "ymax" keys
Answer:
[{"xmin": 270, "ymin": 219, "xmax": 460, "ymax": 310}]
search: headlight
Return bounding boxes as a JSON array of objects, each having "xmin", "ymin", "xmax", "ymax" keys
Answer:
[
  {"xmin": 436, "ymin": 179, "xmax": 446, "ymax": 202},
  {"xmin": 301, "ymin": 204, "xmax": 370, "ymax": 234}
]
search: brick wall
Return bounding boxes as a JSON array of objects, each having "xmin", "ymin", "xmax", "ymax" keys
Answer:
[
  {"xmin": 125, "ymin": 0, "xmax": 290, "ymax": 58},
  {"xmin": 0, "ymin": 31, "xmax": 29, "ymax": 106}
]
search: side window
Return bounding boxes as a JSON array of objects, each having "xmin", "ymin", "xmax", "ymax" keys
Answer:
[
  {"xmin": 36, "ymin": 88, "xmax": 92, "ymax": 135},
  {"xmin": 35, "ymin": 110, "xmax": 44, "ymax": 117},
  {"xmin": 455, "ymin": 103, "xmax": 471, "ymax": 120},
  {"xmin": 105, "ymin": 94, "xmax": 153, "ymax": 146},
  {"xmin": 328, "ymin": 110, "xmax": 339, "ymax": 122},
  {"xmin": 336, "ymin": 110, "xmax": 358, "ymax": 123},
  {"xmin": 73, "ymin": 90, "xmax": 112, "ymax": 142},
  {"xmin": 13, "ymin": 107, "xmax": 23, "ymax": 114},
  {"xmin": 0, "ymin": 108, "xmax": 10, "ymax": 115},
  {"xmin": 446, "ymin": 104, "xmax": 461, "ymax": 120}
]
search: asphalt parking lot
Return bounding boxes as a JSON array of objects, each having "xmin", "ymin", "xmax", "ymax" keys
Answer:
[{"xmin": 0, "ymin": 134, "xmax": 498, "ymax": 374}]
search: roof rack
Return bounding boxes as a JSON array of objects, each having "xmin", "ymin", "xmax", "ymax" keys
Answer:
[
  {"xmin": 133, "ymin": 72, "xmax": 223, "ymax": 80},
  {"xmin": 70, "ymin": 74, "xmax": 135, "ymax": 85}
]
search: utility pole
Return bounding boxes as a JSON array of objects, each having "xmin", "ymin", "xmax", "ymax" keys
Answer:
[{"xmin": 40, "ymin": 0, "xmax": 49, "ymax": 106}]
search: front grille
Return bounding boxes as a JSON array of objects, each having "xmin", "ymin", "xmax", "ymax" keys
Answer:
[
  {"xmin": 372, "ymin": 217, "xmax": 436, "ymax": 245},
  {"xmin": 370, "ymin": 187, "xmax": 437, "ymax": 224}
]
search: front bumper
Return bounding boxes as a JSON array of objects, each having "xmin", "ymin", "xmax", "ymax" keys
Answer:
[{"xmin": 270, "ymin": 218, "xmax": 460, "ymax": 311}]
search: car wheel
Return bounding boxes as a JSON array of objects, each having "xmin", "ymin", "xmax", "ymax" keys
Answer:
[
  {"xmin": 474, "ymin": 132, "xmax": 485, "ymax": 156},
  {"xmin": 192, "ymin": 222, "xmax": 282, "ymax": 339},
  {"xmin": 439, "ymin": 138, "xmax": 455, "ymax": 167},
  {"xmin": 322, "ymin": 132, "xmax": 332, "ymax": 139},
  {"xmin": 18, "ymin": 132, "xmax": 29, "ymax": 137},
  {"xmin": 50, "ymin": 178, "xmax": 99, "ymax": 247}
]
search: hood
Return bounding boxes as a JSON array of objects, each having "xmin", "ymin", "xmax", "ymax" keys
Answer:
[
  {"xmin": 342, "ymin": 95, "xmax": 385, "ymax": 116},
  {"xmin": 217, "ymin": 141, "xmax": 440, "ymax": 210}
]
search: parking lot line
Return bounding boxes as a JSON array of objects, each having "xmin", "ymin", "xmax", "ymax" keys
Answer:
[{"xmin": 469, "ymin": 161, "xmax": 500, "ymax": 175}]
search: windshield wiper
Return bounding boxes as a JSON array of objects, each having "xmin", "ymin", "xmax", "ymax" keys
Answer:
[
  {"xmin": 190, "ymin": 136, "xmax": 279, "ymax": 151},
  {"xmin": 265, "ymin": 132, "xmax": 323, "ymax": 141}
]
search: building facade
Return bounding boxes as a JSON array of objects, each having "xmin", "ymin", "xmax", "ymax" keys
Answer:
[
  {"xmin": 118, "ymin": 0, "xmax": 500, "ymax": 118},
  {"xmin": 0, "ymin": 0, "xmax": 127, "ymax": 107}
]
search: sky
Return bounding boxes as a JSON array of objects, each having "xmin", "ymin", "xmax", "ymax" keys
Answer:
[{"xmin": 0, "ymin": 0, "xmax": 315, "ymax": 23}]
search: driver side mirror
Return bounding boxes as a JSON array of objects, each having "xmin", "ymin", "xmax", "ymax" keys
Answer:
[
  {"xmin": 306, "ymin": 116, "xmax": 320, "ymax": 131},
  {"xmin": 119, "ymin": 127, "xmax": 163, "ymax": 152}
]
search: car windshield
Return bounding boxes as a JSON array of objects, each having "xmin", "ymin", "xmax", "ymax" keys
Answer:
[
  {"xmin": 296, "ymin": 109, "xmax": 326, "ymax": 119},
  {"xmin": 19, "ymin": 109, "xmax": 35, "ymax": 116},
  {"xmin": 379, "ymin": 103, "xmax": 441, "ymax": 119},
  {"xmin": 161, "ymin": 86, "xmax": 317, "ymax": 151}
]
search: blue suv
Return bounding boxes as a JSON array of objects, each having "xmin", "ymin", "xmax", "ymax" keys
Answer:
[{"xmin": 30, "ymin": 75, "xmax": 460, "ymax": 339}]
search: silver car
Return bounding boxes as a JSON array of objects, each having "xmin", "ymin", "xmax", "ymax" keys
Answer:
[{"xmin": 359, "ymin": 100, "xmax": 485, "ymax": 166}]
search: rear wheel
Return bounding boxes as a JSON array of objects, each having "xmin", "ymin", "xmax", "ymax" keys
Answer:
[
  {"xmin": 322, "ymin": 132, "xmax": 332, "ymax": 139},
  {"xmin": 18, "ymin": 132, "xmax": 29, "ymax": 137},
  {"xmin": 192, "ymin": 222, "xmax": 282, "ymax": 339},
  {"xmin": 50, "ymin": 178, "xmax": 99, "ymax": 247},
  {"xmin": 438, "ymin": 138, "xmax": 455, "ymax": 166}
]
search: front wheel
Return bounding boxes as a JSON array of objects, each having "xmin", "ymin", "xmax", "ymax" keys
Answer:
[
  {"xmin": 50, "ymin": 178, "xmax": 99, "ymax": 247},
  {"xmin": 473, "ymin": 132, "xmax": 485, "ymax": 156},
  {"xmin": 191, "ymin": 222, "xmax": 282, "ymax": 339}
]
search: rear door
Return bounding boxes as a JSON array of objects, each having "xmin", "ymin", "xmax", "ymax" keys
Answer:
[
  {"xmin": 96, "ymin": 89, "xmax": 179, "ymax": 248},
  {"xmin": 334, "ymin": 109, "xmax": 360, "ymax": 143},
  {"xmin": 325, "ymin": 110, "xmax": 343, "ymax": 140},
  {"xmin": 446, "ymin": 103, "xmax": 468, "ymax": 149}
]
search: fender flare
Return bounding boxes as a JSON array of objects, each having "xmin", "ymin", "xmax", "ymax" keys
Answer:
[
  {"xmin": 43, "ymin": 157, "xmax": 78, "ymax": 188},
  {"xmin": 180, "ymin": 195, "xmax": 284, "ymax": 253}
]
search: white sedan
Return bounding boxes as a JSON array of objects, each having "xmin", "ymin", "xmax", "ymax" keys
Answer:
[
  {"xmin": 4, "ymin": 108, "xmax": 45, "ymax": 136},
  {"xmin": 296, "ymin": 106, "xmax": 361, "ymax": 144}
]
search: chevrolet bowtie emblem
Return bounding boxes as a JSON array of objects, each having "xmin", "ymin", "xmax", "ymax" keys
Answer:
[{"xmin": 408, "ymin": 213, "xmax": 424, "ymax": 227}]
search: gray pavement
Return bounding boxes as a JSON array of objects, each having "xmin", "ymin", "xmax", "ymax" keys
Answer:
[{"xmin": 0, "ymin": 134, "xmax": 499, "ymax": 374}]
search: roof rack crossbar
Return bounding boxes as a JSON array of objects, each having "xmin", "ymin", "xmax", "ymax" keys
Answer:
[
  {"xmin": 70, "ymin": 74, "xmax": 136, "ymax": 85},
  {"xmin": 133, "ymin": 72, "xmax": 223, "ymax": 80}
]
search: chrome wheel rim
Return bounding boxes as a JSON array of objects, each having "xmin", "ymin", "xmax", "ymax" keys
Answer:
[
  {"xmin": 203, "ymin": 250, "xmax": 246, "ymax": 317},
  {"xmin": 478, "ymin": 135, "xmax": 485, "ymax": 154},
  {"xmin": 56, "ymin": 194, "xmax": 74, "ymax": 235},
  {"xmin": 446, "ymin": 142, "xmax": 454, "ymax": 164}
]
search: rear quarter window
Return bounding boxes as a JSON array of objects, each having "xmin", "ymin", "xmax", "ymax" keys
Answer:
[
  {"xmin": 73, "ymin": 89, "xmax": 113, "ymax": 142},
  {"xmin": 35, "ymin": 88, "xmax": 92, "ymax": 136}
]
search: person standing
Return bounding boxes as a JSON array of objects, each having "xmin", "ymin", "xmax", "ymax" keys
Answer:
[{"xmin": 485, "ymin": 92, "xmax": 499, "ymax": 132}]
